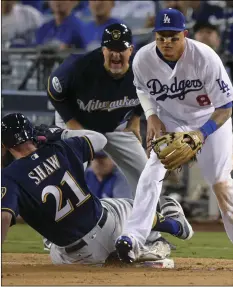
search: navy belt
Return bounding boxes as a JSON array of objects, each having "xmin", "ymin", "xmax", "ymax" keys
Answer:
[{"xmin": 65, "ymin": 208, "xmax": 108, "ymax": 254}]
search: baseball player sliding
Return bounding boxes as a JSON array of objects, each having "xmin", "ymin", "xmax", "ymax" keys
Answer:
[
  {"xmin": 116, "ymin": 8, "xmax": 233, "ymax": 263},
  {"xmin": 1, "ymin": 113, "xmax": 193, "ymax": 265}
]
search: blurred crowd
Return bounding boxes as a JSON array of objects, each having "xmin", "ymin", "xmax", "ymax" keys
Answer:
[
  {"xmin": 2, "ymin": 0, "xmax": 233, "ymax": 83},
  {"xmin": 2, "ymin": 1, "xmax": 233, "ymax": 56},
  {"xmin": 2, "ymin": 0, "xmax": 233, "ymax": 207}
]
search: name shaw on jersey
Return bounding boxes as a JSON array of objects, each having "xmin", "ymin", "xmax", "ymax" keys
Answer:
[
  {"xmin": 147, "ymin": 77, "xmax": 203, "ymax": 101},
  {"xmin": 28, "ymin": 155, "xmax": 60, "ymax": 185},
  {"xmin": 77, "ymin": 96, "xmax": 140, "ymax": 112}
]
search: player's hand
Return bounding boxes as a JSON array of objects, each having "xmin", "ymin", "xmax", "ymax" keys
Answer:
[
  {"xmin": 34, "ymin": 124, "xmax": 64, "ymax": 142},
  {"xmin": 146, "ymin": 114, "xmax": 166, "ymax": 157},
  {"xmin": 124, "ymin": 115, "xmax": 142, "ymax": 143},
  {"xmin": 196, "ymin": 130, "xmax": 205, "ymax": 143},
  {"xmin": 183, "ymin": 130, "xmax": 205, "ymax": 145}
]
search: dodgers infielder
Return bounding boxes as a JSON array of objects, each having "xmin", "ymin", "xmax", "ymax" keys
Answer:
[{"xmin": 116, "ymin": 8, "xmax": 233, "ymax": 262}]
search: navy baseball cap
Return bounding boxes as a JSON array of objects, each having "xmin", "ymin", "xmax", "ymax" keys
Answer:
[
  {"xmin": 101, "ymin": 23, "xmax": 132, "ymax": 52},
  {"xmin": 153, "ymin": 8, "xmax": 186, "ymax": 32}
]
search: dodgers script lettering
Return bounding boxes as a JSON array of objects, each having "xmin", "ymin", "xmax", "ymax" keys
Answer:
[{"xmin": 147, "ymin": 77, "xmax": 203, "ymax": 101}]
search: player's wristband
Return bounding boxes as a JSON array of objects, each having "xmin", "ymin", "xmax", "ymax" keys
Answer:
[{"xmin": 199, "ymin": 120, "xmax": 218, "ymax": 140}]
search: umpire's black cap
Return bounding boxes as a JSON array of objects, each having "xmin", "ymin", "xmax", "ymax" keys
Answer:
[{"xmin": 101, "ymin": 23, "xmax": 133, "ymax": 52}]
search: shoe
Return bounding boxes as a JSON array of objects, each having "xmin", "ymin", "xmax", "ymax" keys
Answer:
[
  {"xmin": 159, "ymin": 196, "xmax": 194, "ymax": 240},
  {"xmin": 115, "ymin": 236, "xmax": 135, "ymax": 263},
  {"xmin": 139, "ymin": 237, "xmax": 171, "ymax": 262},
  {"xmin": 146, "ymin": 232, "xmax": 176, "ymax": 250},
  {"xmin": 173, "ymin": 213, "xmax": 194, "ymax": 240},
  {"xmin": 157, "ymin": 236, "xmax": 176, "ymax": 251},
  {"xmin": 43, "ymin": 238, "xmax": 52, "ymax": 251}
]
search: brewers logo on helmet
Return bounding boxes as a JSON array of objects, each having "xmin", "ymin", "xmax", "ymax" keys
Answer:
[
  {"xmin": 111, "ymin": 30, "xmax": 121, "ymax": 40},
  {"xmin": 102, "ymin": 23, "xmax": 132, "ymax": 52}
]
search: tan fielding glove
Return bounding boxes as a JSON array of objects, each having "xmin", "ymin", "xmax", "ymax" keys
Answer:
[{"xmin": 152, "ymin": 131, "xmax": 203, "ymax": 171}]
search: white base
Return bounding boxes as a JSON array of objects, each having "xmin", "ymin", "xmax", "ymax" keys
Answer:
[{"xmin": 135, "ymin": 258, "xmax": 175, "ymax": 269}]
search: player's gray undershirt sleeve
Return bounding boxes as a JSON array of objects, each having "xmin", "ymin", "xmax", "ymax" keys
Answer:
[{"xmin": 61, "ymin": 129, "xmax": 107, "ymax": 152}]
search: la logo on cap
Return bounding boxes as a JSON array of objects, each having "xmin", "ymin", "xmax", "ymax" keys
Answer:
[{"xmin": 163, "ymin": 14, "xmax": 170, "ymax": 23}]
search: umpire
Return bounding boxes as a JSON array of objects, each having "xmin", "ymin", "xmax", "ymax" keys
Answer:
[{"xmin": 47, "ymin": 23, "xmax": 147, "ymax": 197}]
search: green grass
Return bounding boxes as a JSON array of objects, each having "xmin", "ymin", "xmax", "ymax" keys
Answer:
[
  {"xmin": 3, "ymin": 224, "xmax": 46, "ymax": 254},
  {"xmin": 2, "ymin": 224, "xmax": 233, "ymax": 259},
  {"xmin": 163, "ymin": 232, "xmax": 233, "ymax": 259}
]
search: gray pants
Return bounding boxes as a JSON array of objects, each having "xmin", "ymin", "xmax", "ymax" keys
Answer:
[
  {"xmin": 55, "ymin": 112, "xmax": 148, "ymax": 197},
  {"xmin": 50, "ymin": 198, "xmax": 134, "ymax": 264},
  {"xmin": 50, "ymin": 198, "xmax": 162, "ymax": 265},
  {"xmin": 104, "ymin": 131, "xmax": 148, "ymax": 197}
]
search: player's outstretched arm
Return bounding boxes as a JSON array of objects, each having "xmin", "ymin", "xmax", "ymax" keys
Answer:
[
  {"xmin": 198, "ymin": 48, "xmax": 233, "ymax": 141},
  {"xmin": 61, "ymin": 129, "xmax": 107, "ymax": 152},
  {"xmin": 1, "ymin": 211, "xmax": 12, "ymax": 244},
  {"xmin": 207, "ymin": 106, "xmax": 232, "ymax": 129},
  {"xmin": 199, "ymin": 105, "xmax": 232, "ymax": 141},
  {"xmin": 137, "ymin": 89, "xmax": 166, "ymax": 156}
]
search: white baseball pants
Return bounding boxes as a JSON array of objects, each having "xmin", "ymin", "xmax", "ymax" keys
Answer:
[{"xmin": 123, "ymin": 115, "xmax": 233, "ymax": 244}]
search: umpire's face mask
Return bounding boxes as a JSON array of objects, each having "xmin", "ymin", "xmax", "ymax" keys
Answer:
[{"xmin": 102, "ymin": 47, "xmax": 133, "ymax": 78}]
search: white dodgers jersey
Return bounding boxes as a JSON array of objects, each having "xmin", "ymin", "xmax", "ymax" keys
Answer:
[{"xmin": 133, "ymin": 38, "xmax": 233, "ymax": 124}]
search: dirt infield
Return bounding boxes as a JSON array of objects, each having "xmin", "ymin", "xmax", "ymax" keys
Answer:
[
  {"xmin": 191, "ymin": 221, "xmax": 225, "ymax": 232},
  {"xmin": 2, "ymin": 253, "xmax": 233, "ymax": 286}
]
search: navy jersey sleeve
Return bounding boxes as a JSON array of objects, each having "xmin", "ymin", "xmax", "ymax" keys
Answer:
[
  {"xmin": 64, "ymin": 136, "xmax": 94, "ymax": 163},
  {"xmin": 47, "ymin": 54, "xmax": 82, "ymax": 123},
  {"xmin": 1, "ymin": 174, "xmax": 20, "ymax": 226}
]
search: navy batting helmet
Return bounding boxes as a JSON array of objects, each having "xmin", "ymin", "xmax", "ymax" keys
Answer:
[{"xmin": 1, "ymin": 113, "xmax": 35, "ymax": 148}]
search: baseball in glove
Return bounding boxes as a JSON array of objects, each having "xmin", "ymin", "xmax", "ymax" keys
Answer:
[{"xmin": 152, "ymin": 131, "xmax": 203, "ymax": 171}]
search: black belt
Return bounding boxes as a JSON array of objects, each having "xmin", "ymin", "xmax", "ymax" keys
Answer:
[{"xmin": 65, "ymin": 208, "xmax": 108, "ymax": 254}]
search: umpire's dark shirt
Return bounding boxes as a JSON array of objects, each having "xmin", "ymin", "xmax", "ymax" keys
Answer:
[{"xmin": 47, "ymin": 48, "xmax": 142, "ymax": 133}]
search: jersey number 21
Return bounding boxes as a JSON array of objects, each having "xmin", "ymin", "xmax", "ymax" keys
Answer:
[{"xmin": 41, "ymin": 171, "xmax": 90, "ymax": 222}]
